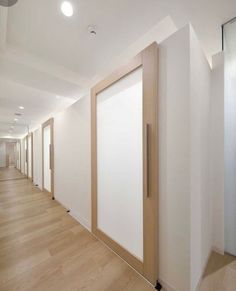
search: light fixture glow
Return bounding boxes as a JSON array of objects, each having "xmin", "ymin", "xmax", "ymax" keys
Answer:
[
  {"xmin": 14, "ymin": 118, "xmax": 18, "ymax": 122},
  {"xmin": 61, "ymin": 1, "xmax": 73, "ymax": 17},
  {"xmin": 19, "ymin": 106, "xmax": 24, "ymax": 110}
]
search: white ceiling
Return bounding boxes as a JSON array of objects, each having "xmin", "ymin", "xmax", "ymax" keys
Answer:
[
  {"xmin": 0, "ymin": 0, "xmax": 236, "ymax": 138},
  {"xmin": 0, "ymin": 78, "xmax": 74, "ymax": 138}
]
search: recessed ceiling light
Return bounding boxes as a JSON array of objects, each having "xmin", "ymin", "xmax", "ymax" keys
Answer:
[
  {"xmin": 19, "ymin": 106, "xmax": 24, "ymax": 110},
  {"xmin": 61, "ymin": 1, "xmax": 73, "ymax": 17},
  {"xmin": 14, "ymin": 118, "xmax": 18, "ymax": 122}
]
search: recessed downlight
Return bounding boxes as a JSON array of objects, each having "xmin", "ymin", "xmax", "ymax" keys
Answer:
[
  {"xmin": 19, "ymin": 106, "xmax": 24, "ymax": 110},
  {"xmin": 61, "ymin": 1, "xmax": 73, "ymax": 17},
  {"xmin": 14, "ymin": 118, "xmax": 18, "ymax": 122}
]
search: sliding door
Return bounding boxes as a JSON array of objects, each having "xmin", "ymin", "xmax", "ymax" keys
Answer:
[
  {"xmin": 28, "ymin": 133, "xmax": 33, "ymax": 180},
  {"xmin": 24, "ymin": 136, "xmax": 28, "ymax": 176},
  {"xmin": 91, "ymin": 43, "xmax": 158, "ymax": 285},
  {"xmin": 42, "ymin": 118, "xmax": 54, "ymax": 198}
]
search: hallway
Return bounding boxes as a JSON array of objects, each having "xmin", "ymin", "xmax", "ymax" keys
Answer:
[{"xmin": 0, "ymin": 168, "xmax": 154, "ymax": 291}]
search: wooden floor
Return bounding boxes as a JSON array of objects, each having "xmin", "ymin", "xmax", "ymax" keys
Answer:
[
  {"xmin": 0, "ymin": 168, "xmax": 154, "ymax": 291},
  {"xmin": 0, "ymin": 167, "xmax": 25, "ymax": 181},
  {"xmin": 199, "ymin": 251, "xmax": 236, "ymax": 291}
]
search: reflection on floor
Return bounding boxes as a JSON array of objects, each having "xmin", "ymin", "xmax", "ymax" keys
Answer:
[
  {"xmin": 199, "ymin": 251, "xmax": 236, "ymax": 291},
  {"xmin": 0, "ymin": 167, "xmax": 25, "ymax": 181},
  {"xmin": 0, "ymin": 168, "xmax": 154, "ymax": 291}
]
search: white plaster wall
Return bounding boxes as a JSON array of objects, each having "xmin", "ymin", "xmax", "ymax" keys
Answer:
[
  {"xmin": 54, "ymin": 96, "xmax": 91, "ymax": 229},
  {"xmin": 33, "ymin": 128, "xmax": 42, "ymax": 189},
  {"xmin": 158, "ymin": 25, "xmax": 191, "ymax": 291},
  {"xmin": 190, "ymin": 27, "xmax": 212, "ymax": 291},
  {"xmin": 52, "ymin": 24, "xmax": 212, "ymax": 291},
  {"xmin": 210, "ymin": 52, "xmax": 225, "ymax": 254},
  {"xmin": 0, "ymin": 142, "xmax": 6, "ymax": 167}
]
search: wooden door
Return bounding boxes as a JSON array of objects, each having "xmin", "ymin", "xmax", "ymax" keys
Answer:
[{"xmin": 91, "ymin": 43, "xmax": 159, "ymax": 285}]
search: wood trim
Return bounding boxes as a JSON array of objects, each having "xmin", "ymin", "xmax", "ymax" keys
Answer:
[
  {"xmin": 42, "ymin": 118, "xmax": 54, "ymax": 198},
  {"xmin": 91, "ymin": 42, "xmax": 159, "ymax": 285},
  {"xmin": 142, "ymin": 43, "xmax": 159, "ymax": 284},
  {"xmin": 92, "ymin": 54, "xmax": 142, "ymax": 94}
]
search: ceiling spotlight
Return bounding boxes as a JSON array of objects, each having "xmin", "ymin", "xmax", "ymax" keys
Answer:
[
  {"xmin": 61, "ymin": 1, "xmax": 73, "ymax": 17},
  {"xmin": 0, "ymin": 0, "xmax": 18, "ymax": 7},
  {"xmin": 14, "ymin": 118, "xmax": 18, "ymax": 122},
  {"xmin": 19, "ymin": 106, "xmax": 24, "ymax": 110}
]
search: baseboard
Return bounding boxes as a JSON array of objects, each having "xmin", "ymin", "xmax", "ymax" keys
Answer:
[
  {"xmin": 212, "ymin": 246, "xmax": 224, "ymax": 256},
  {"xmin": 70, "ymin": 210, "xmax": 91, "ymax": 231},
  {"xmin": 158, "ymin": 278, "xmax": 178, "ymax": 291},
  {"xmin": 195, "ymin": 248, "xmax": 213, "ymax": 291},
  {"xmin": 53, "ymin": 195, "xmax": 91, "ymax": 231}
]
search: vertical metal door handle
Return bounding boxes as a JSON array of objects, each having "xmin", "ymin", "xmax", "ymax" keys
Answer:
[{"xmin": 145, "ymin": 123, "xmax": 150, "ymax": 198}]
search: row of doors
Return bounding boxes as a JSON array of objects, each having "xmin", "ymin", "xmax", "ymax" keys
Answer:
[
  {"xmin": 20, "ymin": 43, "xmax": 159, "ymax": 285},
  {"xmin": 22, "ymin": 133, "xmax": 33, "ymax": 179},
  {"xmin": 21, "ymin": 118, "xmax": 54, "ymax": 199}
]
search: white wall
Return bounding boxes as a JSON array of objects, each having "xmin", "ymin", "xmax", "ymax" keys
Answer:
[
  {"xmin": 190, "ymin": 27, "xmax": 212, "ymax": 291},
  {"xmin": 54, "ymin": 96, "xmax": 91, "ymax": 229},
  {"xmin": 33, "ymin": 128, "xmax": 42, "ymax": 189},
  {"xmin": 158, "ymin": 25, "xmax": 191, "ymax": 291},
  {"xmin": 42, "ymin": 24, "xmax": 214, "ymax": 291},
  {"xmin": 210, "ymin": 52, "xmax": 225, "ymax": 254},
  {"xmin": 0, "ymin": 142, "xmax": 6, "ymax": 167}
]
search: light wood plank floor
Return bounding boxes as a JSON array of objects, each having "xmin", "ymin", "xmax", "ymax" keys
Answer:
[
  {"xmin": 0, "ymin": 167, "xmax": 25, "ymax": 181},
  {"xmin": 199, "ymin": 251, "xmax": 236, "ymax": 291},
  {"xmin": 0, "ymin": 168, "xmax": 154, "ymax": 291}
]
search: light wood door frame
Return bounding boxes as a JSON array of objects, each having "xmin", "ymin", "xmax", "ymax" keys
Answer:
[
  {"xmin": 42, "ymin": 118, "xmax": 54, "ymax": 198},
  {"xmin": 91, "ymin": 43, "xmax": 159, "ymax": 285}
]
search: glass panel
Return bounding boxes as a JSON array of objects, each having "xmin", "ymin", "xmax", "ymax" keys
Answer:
[
  {"xmin": 97, "ymin": 67, "xmax": 143, "ymax": 260},
  {"xmin": 43, "ymin": 125, "xmax": 51, "ymax": 192}
]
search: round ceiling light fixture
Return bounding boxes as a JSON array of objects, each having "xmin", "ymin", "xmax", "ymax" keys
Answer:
[
  {"xmin": 61, "ymin": 1, "xmax": 73, "ymax": 17},
  {"xmin": 0, "ymin": 0, "xmax": 18, "ymax": 7}
]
